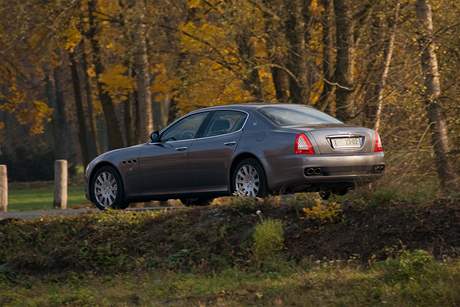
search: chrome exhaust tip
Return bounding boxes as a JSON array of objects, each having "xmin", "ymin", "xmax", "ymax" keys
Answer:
[
  {"xmin": 305, "ymin": 167, "xmax": 322, "ymax": 176},
  {"xmin": 306, "ymin": 168, "xmax": 315, "ymax": 176}
]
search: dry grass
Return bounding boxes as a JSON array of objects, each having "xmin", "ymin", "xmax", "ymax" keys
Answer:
[{"xmin": 1, "ymin": 258, "xmax": 459, "ymax": 306}]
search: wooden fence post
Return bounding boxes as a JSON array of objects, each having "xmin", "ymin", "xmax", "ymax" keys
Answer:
[
  {"xmin": 54, "ymin": 160, "xmax": 68, "ymax": 209},
  {"xmin": 0, "ymin": 165, "xmax": 7, "ymax": 212}
]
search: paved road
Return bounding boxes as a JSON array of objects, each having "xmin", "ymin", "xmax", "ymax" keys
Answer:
[{"xmin": 0, "ymin": 207, "xmax": 181, "ymax": 221}]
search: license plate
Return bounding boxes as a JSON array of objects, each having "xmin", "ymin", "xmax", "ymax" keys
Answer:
[{"xmin": 331, "ymin": 137, "xmax": 362, "ymax": 149}]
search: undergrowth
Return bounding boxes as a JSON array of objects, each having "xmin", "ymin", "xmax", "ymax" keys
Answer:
[
  {"xmin": 0, "ymin": 256, "xmax": 459, "ymax": 306},
  {"xmin": 0, "ymin": 195, "xmax": 459, "ymax": 275},
  {"xmin": 252, "ymin": 218, "xmax": 284, "ymax": 267}
]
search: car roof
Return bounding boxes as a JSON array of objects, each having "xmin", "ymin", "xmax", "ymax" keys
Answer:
[{"xmin": 192, "ymin": 103, "xmax": 313, "ymax": 112}]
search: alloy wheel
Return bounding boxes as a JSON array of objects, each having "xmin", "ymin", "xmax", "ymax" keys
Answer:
[
  {"xmin": 94, "ymin": 171, "xmax": 118, "ymax": 208},
  {"xmin": 235, "ymin": 164, "xmax": 260, "ymax": 197}
]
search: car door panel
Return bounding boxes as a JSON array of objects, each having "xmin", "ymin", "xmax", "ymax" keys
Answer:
[
  {"xmin": 135, "ymin": 140, "xmax": 194, "ymax": 195},
  {"xmin": 134, "ymin": 112, "xmax": 210, "ymax": 196},
  {"xmin": 188, "ymin": 132, "xmax": 243, "ymax": 191},
  {"xmin": 187, "ymin": 110, "xmax": 248, "ymax": 191}
]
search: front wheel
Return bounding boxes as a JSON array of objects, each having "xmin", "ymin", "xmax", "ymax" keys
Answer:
[
  {"xmin": 90, "ymin": 166, "xmax": 129, "ymax": 210},
  {"xmin": 232, "ymin": 158, "xmax": 268, "ymax": 197}
]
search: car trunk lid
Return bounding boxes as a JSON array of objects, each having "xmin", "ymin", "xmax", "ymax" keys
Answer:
[{"xmin": 290, "ymin": 124, "xmax": 374, "ymax": 154}]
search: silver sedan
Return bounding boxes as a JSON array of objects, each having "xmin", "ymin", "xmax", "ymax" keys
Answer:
[{"xmin": 85, "ymin": 104, "xmax": 384, "ymax": 209}]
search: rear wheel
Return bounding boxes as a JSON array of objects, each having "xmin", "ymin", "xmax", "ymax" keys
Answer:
[
  {"xmin": 90, "ymin": 166, "xmax": 129, "ymax": 210},
  {"xmin": 232, "ymin": 158, "xmax": 268, "ymax": 197}
]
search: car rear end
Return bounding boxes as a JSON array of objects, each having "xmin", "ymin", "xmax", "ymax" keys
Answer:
[
  {"xmin": 292, "ymin": 125, "xmax": 384, "ymax": 181},
  {"xmin": 257, "ymin": 105, "xmax": 385, "ymax": 193}
]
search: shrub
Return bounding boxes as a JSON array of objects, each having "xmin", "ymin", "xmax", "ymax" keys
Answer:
[
  {"xmin": 252, "ymin": 219, "xmax": 284, "ymax": 265},
  {"xmin": 302, "ymin": 198, "xmax": 342, "ymax": 222},
  {"xmin": 377, "ymin": 249, "xmax": 437, "ymax": 284}
]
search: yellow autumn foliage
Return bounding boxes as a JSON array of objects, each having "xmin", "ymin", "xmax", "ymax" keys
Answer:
[
  {"xmin": 0, "ymin": 83, "xmax": 52, "ymax": 135},
  {"xmin": 188, "ymin": 0, "xmax": 202, "ymax": 9},
  {"xmin": 179, "ymin": 22, "xmax": 229, "ymax": 53},
  {"xmin": 62, "ymin": 17, "xmax": 82, "ymax": 52},
  {"xmin": 303, "ymin": 199, "xmax": 342, "ymax": 222},
  {"xmin": 151, "ymin": 64, "xmax": 180, "ymax": 101},
  {"xmin": 16, "ymin": 100, "xmax": 53, "ymax": 135},
  {"xmin": 99, "ymin": 64, "xmax": 135, "ymax": 103},
  {"xmin": 177, "ymin": 58, "xmax": 253, "ymax": 114}
]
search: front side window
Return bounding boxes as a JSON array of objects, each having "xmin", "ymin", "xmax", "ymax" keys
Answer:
[
  {"xmin": 259, "ymin": 106, "xmax": 342, "ymax": 126},
  {"xmin": 203, "ymin": 111, "xmax": 247, "ymax": 137},
  {"xmin": 161, "ymin": 112, "xmax": 209, "ymax": 142}
]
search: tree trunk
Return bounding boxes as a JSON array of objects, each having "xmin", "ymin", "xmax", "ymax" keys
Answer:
[
  {"xmin": 236, "ymin": 32, "xmax": 264, "ymax": 101},
  {"xmin": 124, "ymin": 89, "xmax": 136, "ymax": 146},
  {"xmin": 80, "ymin": 38, "xmax": 100, "ymax": 157},
  {"xmin": 168, "ymin": 98, "xmax": 179, "ymax": 124},
  {"xmin": 69, "ymin": 46, "xmax": 91, "ymax": 167},
  {"xmin": 52, "ymin": 65, "xmax": 69, "ymax": 160},
  {"xmin": 87, "ymin": 0, "xmax": 124, "ymax": 149},
  {"xmin": 285, "ymin": 0, "xmax": 310, "ymax": 104},
  {"xmin": 333, "ymin": 0, "xmax": 354, "ymax": 121},
  {"xmin": 319, "ymin": 0, "xmax": 335, "ymax": 113},
  {"xmin": 262, "ymin": 0, "xmax": 290, "ymax": 102},
  {"xmin": 362, "ymin": 14, "xmax": 384, "ymax": 127},
  {"xmin": 132, "ymin": 0, "xmax": 154, "ymax": 143},
  {"xmin": 373, "ymin": 1, "xmax": 400, "ymax": 132},
  {"xmin": 416, "ymin": 0, "xmax": 457, "ymax": 192},
  {"xmin": 44, "ymin": 70, "xmax": 61, "ymax": 159},
  {"xmin": 160, "ymin": 95, "xmax": 172, "ymax": 127},
  {"xmin": 78, "ymin": 6, "xmax": 99, "ymax": 157},
  {"xmin": 271, "ymin": 65, "xmax": 290, "ymax": 102}
]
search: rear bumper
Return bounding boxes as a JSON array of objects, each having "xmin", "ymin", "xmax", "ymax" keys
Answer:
[{"xmin": 265, "ymin": 152, "xmax": 384, "ymax": 191}]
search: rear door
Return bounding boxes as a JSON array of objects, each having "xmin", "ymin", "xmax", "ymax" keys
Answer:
[{"xmin": 187, "ymin": 110, "xmax": 248, "ymax": 192}]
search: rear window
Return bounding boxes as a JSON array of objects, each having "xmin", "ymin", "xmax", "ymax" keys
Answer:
[{"xmin": 259, "ymin": 106, "xmax": 342, "ymax": 126}]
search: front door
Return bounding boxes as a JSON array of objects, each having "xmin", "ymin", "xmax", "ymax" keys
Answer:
[{"xmin": 136, "ymin": 112, "xmax": 210, "ymax": 196}]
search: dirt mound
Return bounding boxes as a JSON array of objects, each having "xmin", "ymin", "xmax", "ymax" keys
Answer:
[
  {"xmin": 0, "ymin": 199, "xmax": 459, "ymax": 273},
  {"xmin": 284, "ymin": 199, "xmax": 460, "ymax": 261}
]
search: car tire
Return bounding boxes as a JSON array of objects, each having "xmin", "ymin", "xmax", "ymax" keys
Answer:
[
  {"xmin": 90, "ymin": 166, "xmax": 129, "ymax": 210},
  {"xmin": 232, "ymin": 158, "xmax": 268, "ymax": 198}
]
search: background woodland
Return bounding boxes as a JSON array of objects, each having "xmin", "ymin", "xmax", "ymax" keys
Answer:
[{"xmin": 0, "ymin": 0, "xmax": 458, "ymax": 194}]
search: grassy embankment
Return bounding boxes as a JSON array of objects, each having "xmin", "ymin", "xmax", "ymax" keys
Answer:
[
  {"xmin": 1, "ymin": 259, "xmax": 459, "ymax": 306},
  {"xmin": 1, "ymin": 194, "xmax": 459, "ymax": 306}
]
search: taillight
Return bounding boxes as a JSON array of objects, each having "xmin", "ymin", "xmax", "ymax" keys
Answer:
[
  {"xmin": 295, "ymin": 134, "xmax": 315, "ymax": 155},
  {"xmin": 374, "ymin": 131, "xmax": 383, "ymax": 152}
]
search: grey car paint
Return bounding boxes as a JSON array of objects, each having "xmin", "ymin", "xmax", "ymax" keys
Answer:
[{"xmin": 85, "ymin": 104, "xmax": 384, "ymax": 202}]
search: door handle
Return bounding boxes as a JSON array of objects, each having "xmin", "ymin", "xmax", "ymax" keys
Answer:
[
  {"xmin": 224, "ymin": 141, "xmax": 237, "ymax": 146},
  {"xmin": 175, "ymin": 147, "xmax": 188, "ymax": 151}
]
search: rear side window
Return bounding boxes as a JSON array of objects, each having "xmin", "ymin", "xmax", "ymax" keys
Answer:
[
  {"xmin": 203, "ymin": 111, "xmax": 247, "ymax": 137},
  {"xmin": 259, "ymin": 106, "xmax": 342, "ymax": 126}
]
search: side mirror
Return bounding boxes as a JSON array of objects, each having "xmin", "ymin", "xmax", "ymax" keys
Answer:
[{"xmin": 150, "ymin": 131, "xmax": 161, "ymax": 143}]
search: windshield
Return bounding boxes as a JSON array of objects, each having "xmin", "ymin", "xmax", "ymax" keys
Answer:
[{"xmin": 259, "ymin": 106, "xmax": 343, "ymax": 126}]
